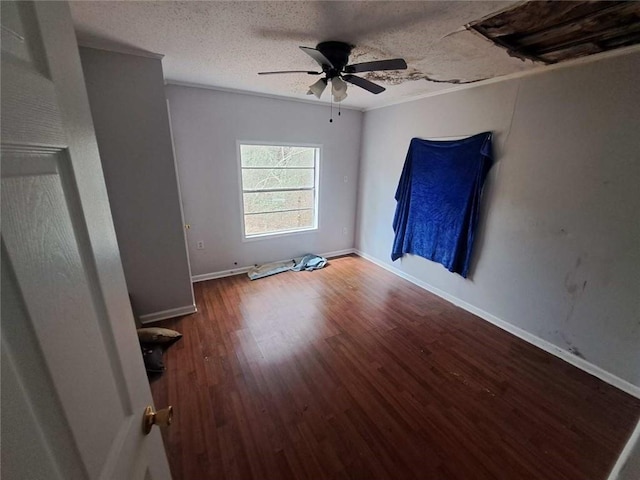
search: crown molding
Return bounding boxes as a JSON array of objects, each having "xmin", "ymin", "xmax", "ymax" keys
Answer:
[
  {"xmin": 164, "ymin": 80, "xmax": 365, "ymax": 112},
  {"xmin": 77, "ymin": 41, "xmax": 164, "ymax": 60}
]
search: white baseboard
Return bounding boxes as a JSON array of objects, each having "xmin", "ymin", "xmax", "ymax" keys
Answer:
[
  {"xmin": 354, "ymin": 250, "xmax": 640, "ymax": 399},
  {"xmin": 608, "ymin": 418, "xmax": 640, "ymax": 480},
  {"xmin": 139, "ymin": 304, "xmax": 197, "ymax": 324},
  {"xmin": 191, "ymin": 248, "xmax": 356, "ymax": 283},
  {"xmin": 192, "ymin": 266, "xmax": 252, "ymax": 282},
  {"xmin": 318, "ymin": 248, "xmax": 357, "ymax": 258}
]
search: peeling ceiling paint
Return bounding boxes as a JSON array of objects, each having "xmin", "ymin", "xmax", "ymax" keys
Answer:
[{"xmin": 70, "ymin": 1, "xmax": 611, "ymax": 109}]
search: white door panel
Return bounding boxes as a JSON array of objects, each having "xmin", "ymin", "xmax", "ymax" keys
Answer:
[{"xmin": 1, "ymin": 2, "xmax": 171, "ymax": 479}]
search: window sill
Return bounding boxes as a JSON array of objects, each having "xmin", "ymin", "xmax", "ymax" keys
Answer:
[{"xmin": 242, "ymin": 226, "xmax": 318, "ymax": 242}]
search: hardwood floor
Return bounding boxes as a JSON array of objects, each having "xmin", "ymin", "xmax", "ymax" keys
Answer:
[{"xmin": 150, "ymin": 254, "xmax": 639, "ymax": 480}]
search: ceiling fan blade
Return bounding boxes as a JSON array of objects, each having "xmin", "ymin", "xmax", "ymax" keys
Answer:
[
  {"xmin": 343, "ymin": 74, "xmax": 385, "ymax": 94},
  {"xmin": 344, "ymin": 58, "xmax": 407, "ymax": 74},
  {"xmin": 300, "ymin": 46, "xmax": 334, "ymax": 69},
  {"xmin": 258, "ymin": 70, "xmax": 322, "ymax": 75}
]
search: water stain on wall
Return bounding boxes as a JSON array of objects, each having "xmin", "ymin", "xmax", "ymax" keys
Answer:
[
  {"xmin": 564, "ymin": 254, "xmax": 589, "ymax": 324},
  {"xmin": 561, "ymin": 332, "xmax": 586, "ymax": 359},
  {"xmin": 559, "ymin": 254, "xmax": 592, "ymax": 359}
]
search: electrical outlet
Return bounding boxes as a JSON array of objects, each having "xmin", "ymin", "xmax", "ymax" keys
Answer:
[
  {"xmin": 196, "ymin": 241, "xmax": 204, "ymax": 250},
  {"xmin": 342, "ymin": 227, "xmax": 348, "ymax": 236}
]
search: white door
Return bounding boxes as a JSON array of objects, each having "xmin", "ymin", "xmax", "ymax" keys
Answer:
[{"xmin": 1, "ymin": 2, "xmax": 172, "ymax": 479}]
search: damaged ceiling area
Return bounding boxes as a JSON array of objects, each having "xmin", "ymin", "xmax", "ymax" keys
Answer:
[
  {"xmin": 70, "ymin": 1, "xmax": 640, "ymax": 110},
  {"xmin": 470, "ymin": 1, "xmax": 640, "ymax": 64}
]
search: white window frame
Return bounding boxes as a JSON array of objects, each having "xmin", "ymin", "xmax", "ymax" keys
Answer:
[{"xmin": 237, "ymin": 141, "xmax": 321, "ymax": 241}]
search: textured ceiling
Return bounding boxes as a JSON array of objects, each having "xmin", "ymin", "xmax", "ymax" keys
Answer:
[{"xmin": 71, "ymin": 1, "xmax": 543, "ymax": 110}]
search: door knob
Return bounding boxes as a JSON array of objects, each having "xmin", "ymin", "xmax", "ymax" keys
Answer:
[{"xmin": 142, "ymin": 405, "xmax": 173, "ymax": 435}]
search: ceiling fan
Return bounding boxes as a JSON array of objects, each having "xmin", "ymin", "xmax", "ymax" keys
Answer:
[{"xmin": 258, "ymin": 41, "xmax": 407, "ymax": 102}]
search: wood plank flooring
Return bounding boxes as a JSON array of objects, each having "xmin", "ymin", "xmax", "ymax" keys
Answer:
[{"xmin": 150, "ymin": 254, "xmax": 640, "ymax": 480}]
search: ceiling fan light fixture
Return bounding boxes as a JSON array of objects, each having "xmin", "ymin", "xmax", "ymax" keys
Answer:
[
  {"xmin": 332, "ymin": 77, "xmax": 348, "ymax": 102},
  {"xmin": 333, "ymin": 90, "xmax": 348, "ymax": 102},
  {"xmin": 262, "ymin": 42, "xmax": 404, "ymax": 100},
  {"xmin": 307, "ymin": 78, "xmax": 327, "ymax": 98}
]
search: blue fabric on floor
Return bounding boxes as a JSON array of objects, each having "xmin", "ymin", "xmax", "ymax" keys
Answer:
[{"xmin": 391, "ymin": 132, "xmax": 493, "ymax": 277}]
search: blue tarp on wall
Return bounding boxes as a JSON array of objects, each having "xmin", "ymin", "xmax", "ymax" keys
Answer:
[{"xmin": 392, "ymin": 132, "xmax": 493, "ymax": 277}]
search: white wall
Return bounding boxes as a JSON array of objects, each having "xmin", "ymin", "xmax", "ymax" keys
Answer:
[
  {"xmin": 356, "ymin": 52, "xmax": 640, "ymax": 387},
  {"xmin": 80, "ymin": 48, "xmax": 194, "ymax": 320},
  {"xmin": 165, "ymin": 85, "xmax": 362, "ymax": 276}
]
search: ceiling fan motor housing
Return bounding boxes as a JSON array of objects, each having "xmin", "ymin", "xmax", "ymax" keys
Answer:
[{"xmin": 316, "ymin": 41, "xmax": 353, "ymax": 77}]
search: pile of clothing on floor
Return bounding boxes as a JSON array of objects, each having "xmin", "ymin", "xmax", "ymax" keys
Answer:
[{"xmin": 137, "ymin": 327, "xmax": 182, "ymax": 380}]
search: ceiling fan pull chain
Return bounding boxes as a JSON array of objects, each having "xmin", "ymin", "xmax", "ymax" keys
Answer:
[{"xmin": 329, "ymin": 96, "xmax": 333, "ymax": 123}]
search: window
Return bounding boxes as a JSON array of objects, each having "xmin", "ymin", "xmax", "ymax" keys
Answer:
[{"xmin": 239, "ymin": 144, "xmax": 320, "ymax": 238}]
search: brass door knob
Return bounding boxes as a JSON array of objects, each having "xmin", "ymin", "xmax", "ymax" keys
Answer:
[{"xmin": 142, "ymin": 405, "xmax": 173, "ymax": 435}]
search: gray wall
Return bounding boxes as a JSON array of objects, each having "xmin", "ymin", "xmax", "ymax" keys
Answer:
[
  {"xmin": 356, "ymin": 52, "xmax": 640, "ymax": 387},
  {"xmin": 165, "ymin": 85, "xmax": 362, "ymax": 276},
  {"xmin": 80, "ymin": 47, "xmax": 194, "ymax": 319}
]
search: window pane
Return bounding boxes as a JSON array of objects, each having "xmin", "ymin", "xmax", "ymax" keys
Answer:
[
  {"xmin": 239, "ymin": 144, "xmax": 318, "ymax": 237},
  {"xmin": 245, "ymin": 209, "xmax": 314, "ymax": 236},
  {"xmin": 242, "ymin": 168, "xmax": 314, "ymax": 190},
  {"xmin": 240, "ymin": 145, "xmax": 316, "ymax": 168},
  {"xmin": 243, "ymin": 190, "xmax": 314, "ymax": 214}
]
